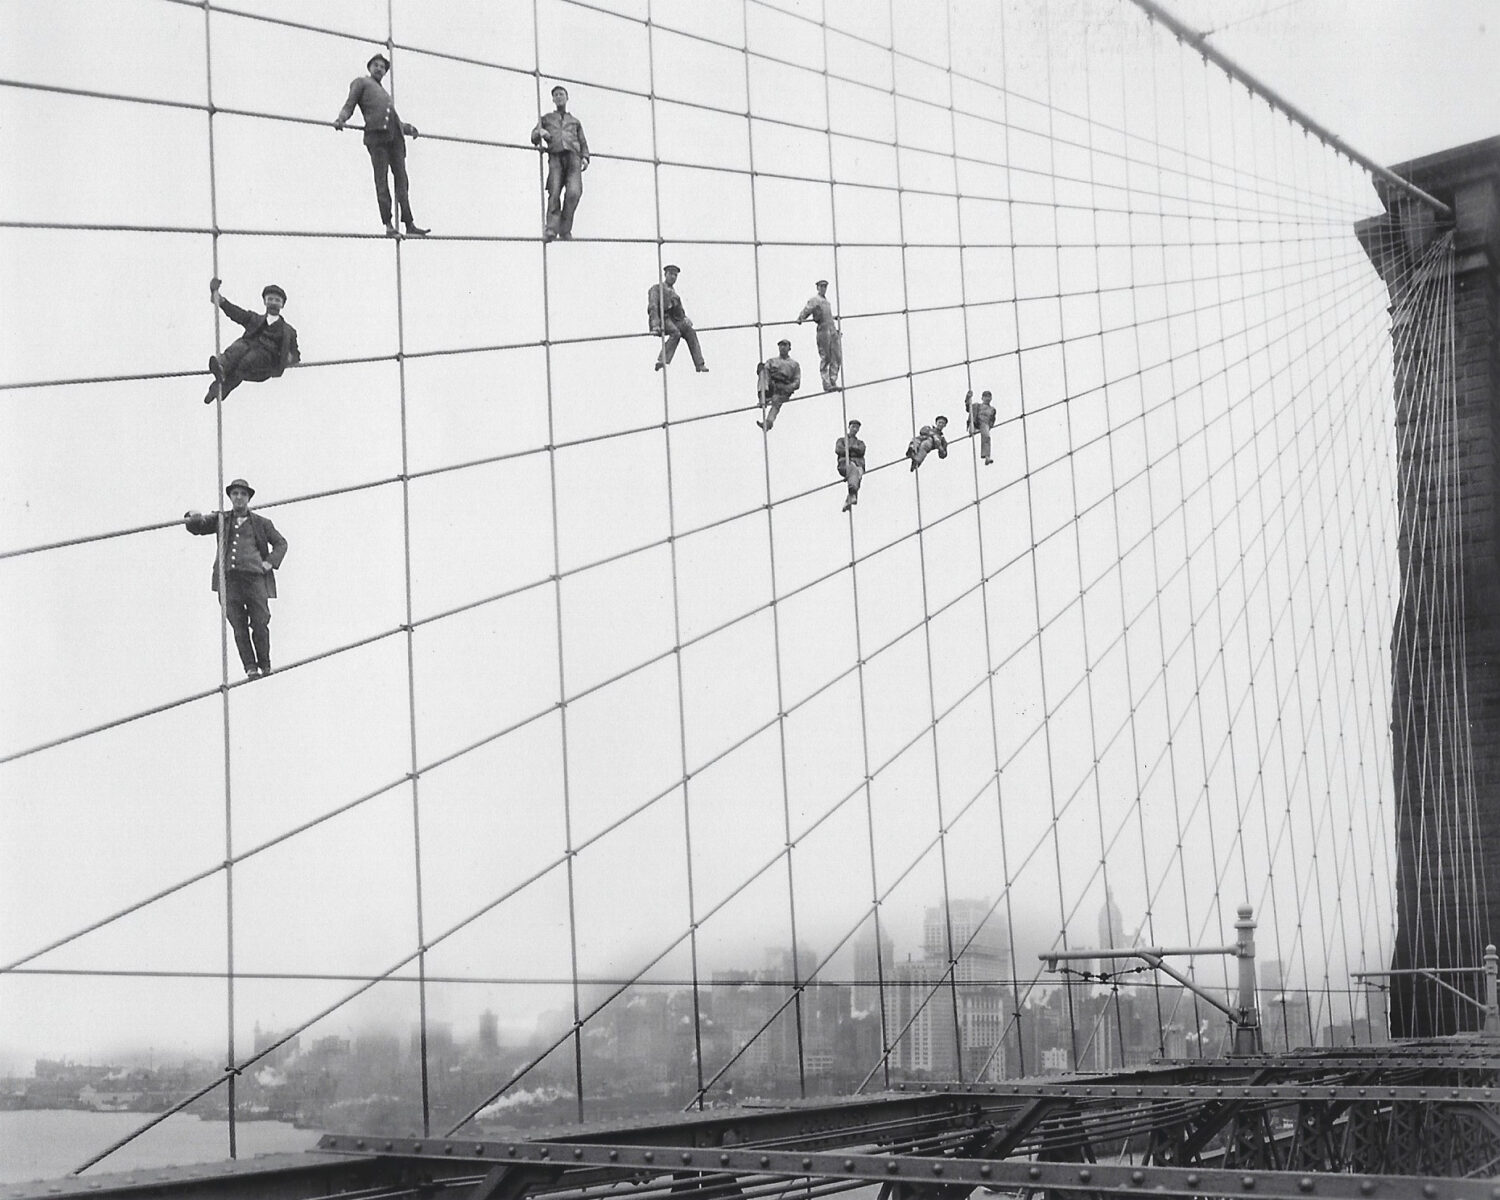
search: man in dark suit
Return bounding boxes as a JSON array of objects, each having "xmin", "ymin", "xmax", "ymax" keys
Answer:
[
  {"xmin": 185, "ymin": 479, "xmax": 288, "ymax": 679},
  {"xmin": 205, "ymin": 278, "xmax": 301, "ymax": 404}
]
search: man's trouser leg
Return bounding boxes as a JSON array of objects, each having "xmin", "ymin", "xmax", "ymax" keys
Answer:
[
  {"xmin": 658, "ymin": 322, "xmax": 681, "ymax": 366},
  {"xmin": 844, "ymin": 461, "xmax": 862, "ymax": 501},
  {"xmin": 366, "ymin": 135, "xmax": 394, "ymax": 225},
  {"xmin": 558, "ymin": 153, "xmax": 584, "ymax": 237},
  {"xmin": 386, "ymin": 127, "xmax": 414, "ymax": 225},
  {"xmin": 544, "ymin": 155, "xmax": 566, "ymax": 238},
  {"xmin": 978, "ymin": 422, "xmax": 992, "ymax": 460},
  {"xmin": 909, "ymin": 438, "xmax": 929, "ymax": 467},
  {"xmin": 763, "ymin": 393, "xmax": 786, "ymax": 429},
  {"xmin": 222, "ymin": 574, "xmax": 260, "ymax": 672},
  {"xmin": 679, "ymin": 318, "xmax": 705, "ymax": 369},
  {"xmin": 818, "ymin": 326, "xmax": 840, "ymax": 390}
]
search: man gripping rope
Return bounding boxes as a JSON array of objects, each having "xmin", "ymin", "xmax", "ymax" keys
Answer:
[
  {"xmin": 185, "ymin": 479, "xmax": 287, "ymax": 680},
  {"xmin": 204, "ymin": 278, "xmax": 300, "ymax": 405},
  {"xmin": 334, "ymin": 53, "xmax": 430, "ymax": 237}
]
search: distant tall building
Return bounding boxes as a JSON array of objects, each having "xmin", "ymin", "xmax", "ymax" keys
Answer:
[
  {"xmin": 478, "ymin": 1010, "xmax": 499, "ymax": 1054},
  {"xmin": 925, "ymin": 898, "xmax": 1008, "ymax": 983},
  {"xmin": 853, "ymin": 924, "xmax": 894, "ymax": 1019}
]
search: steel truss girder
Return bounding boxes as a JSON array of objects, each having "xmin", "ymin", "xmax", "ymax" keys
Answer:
[{"xmin": 313, "ymin": 1135, "xmax": 1500, "ymax": 1198}]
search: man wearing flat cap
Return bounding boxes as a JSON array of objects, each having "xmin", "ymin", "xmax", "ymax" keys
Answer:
[
  {"xmin": 205, "ymin": 278, "xmax": 301, "ymax": 404},
  {"xmin": 185, "ymin": 479, "xmax": 288, "ymax": 680},
  {"xmin": 797, "ymin": 278, "xmax": 842, "ymax": 392},
  {"xmin": 648, "ymin": 264, "xmax": 708, "ymax": 373},
  {"xmin": 835, "ymin": 419, "xmax": 865, "ymax": 512},
  {"xmin": 334, "ymin": 52, "xmax": 430, "ymax": 237},
  {"xmin": 756, "ymin": 339, "xmax": 801, "ymax": 431},
  {"xmin": 907, "ymin": 415, "xmax": 949, "ymax": 471}
]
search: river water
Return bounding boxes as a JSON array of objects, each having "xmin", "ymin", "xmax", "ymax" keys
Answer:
[{"xmin": 0, "ymin": 1110, "xmax": 322, "ymax": 1184}]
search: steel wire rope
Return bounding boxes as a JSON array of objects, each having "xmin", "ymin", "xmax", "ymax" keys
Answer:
[
  {"xmin": 941, "ymin": 0, "xmax": 1028, "ymax": 1083},
  {"xmin": 0, "ymin": 233, "xmax": 1370, "ymax": 403},
  {"xmin": 816, "ymin": 0, "xmax": 897, "ymax": 1094},
  {"xmin": 376, "ymin": 2, "xmax": 436, "ymax": 1137},
  {"xmin": 989, "ymin": 0, "xmax": 1087, "ymax": 1075},
  {"xmin": 737, "ymin": 0, "xmax": 810, "ymax": 1102},
  {"xmin": 1040, "ymin": 0, "xmax": 1133, "ymax": 1076},
  {"xmin": 63, "ymin": 270, "xmax": 1397, "ymax": 1160},
  {"xmin": 644, "ymin": 0, "xmax": 710, "ymax": 1112},
  {"xmin": 1074, "ymin": 251, "xmax": 1405, "ymax": 1048},
  {"xmin": 1164, "ymin": 32, "xmax": 1236, "ymax": 1038},
  {"xmin": 0, "ymin": 0, "xmax": 1428, "ymax": 1164},
  {"xmin": 0, "ymin": 255, "xmax": 1392, "ymax": 1032},
  {"xmin": 527, "ymin": 2, "xmax": 590, "ymax": 1122},
  {"xmin": 198, "ymin": 0, "xmax": 242, "ymax": 1160},
  {"xmin": 4, "ymin": 250, "xmax": 1393, "ymax": 1004},
  {"xmin": 884, "ymin": 0, "xmax": 966, "ymax": 1088}
]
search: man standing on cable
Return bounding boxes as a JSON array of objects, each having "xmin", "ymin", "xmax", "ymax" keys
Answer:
[
  {"xmin": 756, "ymin": 339, "xmax": 801, "ymax": 431},
  {"xmin": 835, "ymin": 419, "xmax": 865, "ymax": 512},
  {"xmin": 185, "ymin": 479, "xmax": 288, "ymax": 681},
  {"xmin": 333, "ymin": 52, "xmax": 429, "ymax": 238},
  {"xmin": 797, "ymin": 279, "xmax": 842, "ymax": 392},
  {"xmin": 531, "ymin": 85, "xmax": 590, "ymax": 242},
  {"xmin": 907, "ymin": 415, "xmax": 949, "ymax": 471},
  {"xmin": 648, "ymin": 264, "xmax": 708, "ymax": 372},
  {"xmin": 204, "ymin": 277, "xmax": 300, "ymax": 404},
  {"xmin": 965, "ymin": 388, "xmax": 996, "ymax": 465}
]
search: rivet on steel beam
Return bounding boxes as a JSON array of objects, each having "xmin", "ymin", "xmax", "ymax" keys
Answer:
[
  {"xmin": 444, "ymin": 1144, "xmax": 454, "ymax": 1155},
  {"xmin": 1187, "ymin": 1174, "xmax": 1201, "ymax": 1187},
  {"xmin": 411, "ymin": 1143, "xmax": 424, "ymax": 1154},
  {"xmin": 720, "ymin": 1155, "xmax": 731, "ymax": 1167},
  {"xmin": 887, "ymin": 1161, "xmax": 899, "ymax": 1173},
  {"xmin": 681, "ymin": 1153, "xmax": 692, "ymax": 1165},
  {"xmin": 1297, "ymin": 1178, "xmax": 1315, "ymax": 1193},
  {"xmin": 1131, "ymin": 1170, "xmax": 1145, "ymax": 1184},
  {"xmin": 608, "ymin": 1151, "xmax": 619, "ymax": 1161},
  {"xmin": 384, "ymin": 1142, "xmax": 393, "ymax": 1151},
  {"xmin": 1078, "ymin": 1169, "xmax": 1091, "ymax": 1183},
  {"xmin": 1422, "ymin": 1186, "xmax": 1438, "ymax": 1198},
  {"xmin": 842, "ymin": 1160, "xmax": 853, "ymax": 1170},
  {"xmin": 759, "ymin": 1156, "xmax": 770, "ymax": 1168},
  {"xmin": 979, "ymin": 1165, "xmax": 991, "ymax": 1178},
  {"xmin": 506, "ymin": 1146, "xmax": 516, "ymax": 1157},
  {"xmin": 573, "ymin": 1148, "xmax": 584, "ymax": 1160},
  {"xmin": 1027, "ymin": 1166, "xmax": 1041, "ymax": 1181},
  {"xmin": 1360, "ymin": 1183, "xmax": 1375, "ymax": 1196},
  {"xmin": 1241, "ymin": 1176, "xmax": 1255, "ymax": 1190},
  {"xmin": 801, "ymin": 1158, "xmax": 812, "ymax": 1170},
  {"xmin": 356, "ymin": 1141, "xmax": 367, "ymax": 1150},
  {"xmin": 643, "ymin": 1152, "xmax": 654, "ymax": 1163},
  {"xmin": 931, "ymin": 1164, "xmax": 943, "ymax": 1176},
  {"xmin": 539, "ymin": 1148, "xmax": 550, "ymax": 1159}
]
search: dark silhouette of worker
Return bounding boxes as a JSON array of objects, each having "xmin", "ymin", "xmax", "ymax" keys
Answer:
[
  {"xmin": 798, "ymin": 279, "xmax": 842, "ymax": 391},
  {"xmin": 756, "ymin": 340, "xmax": 801, "ymax": 431},
  {"xmin": 648, "ymin": 265, "xmax": 708, "ymax": 372},
  {"xmin": 531, "ymin": 85, "xmax": 590, "ymax": 242},
  {"xmin": 185, "ymin": 479, "xmax": 288, "ymax": 680},
  {"xmin": 205, "ymin": 278, "xmax": 300, "ymax": 404},
  {"xmin": 836, "ymin": 419, "xmax": 865, "ymax": 512},
  {"xmin": 333, "ymin": 53, "xmax": 429, "ymax": 237},
  {"xmin": 965, "ymin": 389, "xmax": 996, "ymax": 464},
  {"xmin": 907, "ymin": 416, "xmax": 949, "ymax": 470}
]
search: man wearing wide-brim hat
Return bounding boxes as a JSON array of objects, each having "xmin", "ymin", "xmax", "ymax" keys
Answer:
[
  {"xmin": 204, "ymin": 277, "xmax": 301, "ymax": 405},
  {"xmin": 185, "ymin": 479, "xmax": 288, "ymax": 680}
]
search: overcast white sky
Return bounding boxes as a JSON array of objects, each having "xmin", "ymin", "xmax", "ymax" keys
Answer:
[{"xmin": 0, "ymin": 0, "xmax": 1490, "ymax": 1156}]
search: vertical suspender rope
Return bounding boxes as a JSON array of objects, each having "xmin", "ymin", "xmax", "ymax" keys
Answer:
[
  {"xmin": 815, "ymin": 0, "xmax": 895, "ymax": 1091},
  {"xmin": 643, "ymin": 0, "xmax": 709, "ymax": 1109},
  {"xmin": 1037, "ymin": 0, "xmax": 1132, "ymax": 1071},
  {"xmin": 384, "ymin": 6, "xmax": 432, "ymax": 1135},
  {"xmin": 994, "ymin": 0, "xmax": 1082, "ymax": 1071},
  {"xmin": 201, "ymin": 0, "xmax": 238, "ymax": 1159},
  {"xmin": 941, "ymin": 1, "xmax": 1028, "ymax": 1080},
  {"xmin": 529, "ymin": 0, "xmax": 588, "ymax": 1121},
  {"xmin": 740, "ymin": 0, "xmax": 808, "ymax": 1097},
  {"xmin": 885, "ymin": 0, "xmax": 965, "ymax": 1085}
]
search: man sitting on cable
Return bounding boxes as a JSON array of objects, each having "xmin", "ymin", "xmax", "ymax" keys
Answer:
[{"xmin": 204, "ymin": 277, "xmax": 300, "ymax": 405}]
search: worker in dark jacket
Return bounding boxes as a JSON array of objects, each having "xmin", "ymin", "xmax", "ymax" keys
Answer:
[
  {"xmin": 756, "ymin": 339, "xmax": 801, "ymax": 431},
  {"xmin": 965, "ymin": 389, "xmax": 996, "ymax": 464},
  {"xmin": 835, "ymin": 419, "xmax": 865, "ymax": 512},
  {"xmin": 907, "ymin": 415, "xmax": 949, "ymax": 470},
  {"xmin": 797, "ymin": 279, "xmax": 842, "ymax": 391},
  {"xmin": 334, "ymin": 53, "xmax": 429, "ymax": 237},
  {"xmin": 185, "ymin": 479, "xmax": 288, "ymax": 680},
  {"xmin": 648, "ymin": 264, "xmax": 708, "ymax": 372},
  {"xmin": 205, "ymin": 278, "xmax": 300, "ymax": 404},
  {"xmin": 531, "ymin": 85, "xmax": 590, "ymax": 241}
]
